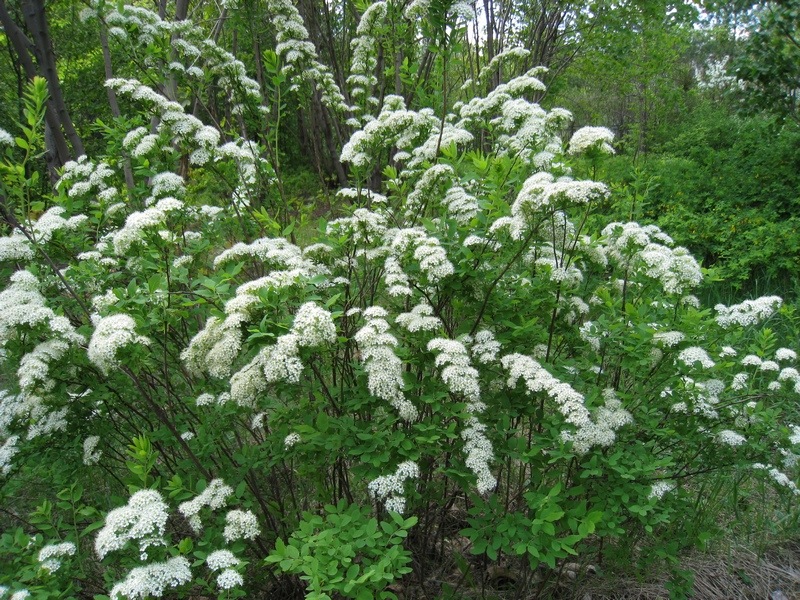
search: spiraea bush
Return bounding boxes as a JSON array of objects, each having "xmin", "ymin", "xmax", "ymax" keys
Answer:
[{"xmin": 0, "ymin": 2, "xmax": 799, "ymax": 599}]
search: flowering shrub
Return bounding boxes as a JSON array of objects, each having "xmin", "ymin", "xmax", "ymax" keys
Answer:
[{"xmin": 0, "ymin": 2, "xmax": 799, "ymax": 598}]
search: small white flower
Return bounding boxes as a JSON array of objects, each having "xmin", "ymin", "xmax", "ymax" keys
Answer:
[
  {"xmin": 95, "ymin": 490, "xmax": 169, "ymax": 560},
  {"xmin": 38, "ymin": 542, "xmax": 76, "ymax": 573},
  {"xmin": 88, "ymin": 314, "xmax": 151, "ymax": 374},
  {"xmin": 567, "ymin": 126, "xmax": 615, "ymax": 155},
  {"xmin": 677, "ymin": 347, "xmax": 715, "ymax": 369},
  {"xmin": 207, "ymin": 549, "xmax": 239, "ymax": 571},
  {"xmin": 109, "ymin": 556, "xmax": 191, "ymax": 600},
  {"xmin": 649, "ymin": 481, "xmax": 674, "ymax": 500},
  {"xmin": 83, "ymin": 435, "xmax": 102, "ymax": 465},
  {"xmin": 217, "ymin": 568, "xmax": 244, "ymax": 590},
  {"xmin": 731, "ymin": 372, "xmax": 748, "ymax": 391},
  {"xmin": 717, "ymin": 430, "xmax": 746, "ymax": 446},
  {"xmin": 223, "ymin": 509, "xmax": 260, "ymax": 542},
  {"xmin": 178, "ymin": 479, "xmax": 233, "ymax": 533}
]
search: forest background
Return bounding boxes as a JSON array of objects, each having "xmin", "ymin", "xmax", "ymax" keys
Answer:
[{"xmin": 1, "ymin": 0, "xmax": 800, "ymax": 598}]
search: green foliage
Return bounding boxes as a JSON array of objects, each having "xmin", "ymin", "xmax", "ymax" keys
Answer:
[
  {"xmin": 608, "ymin": 104, "xmax": 800, "ymax": 297},
  {"xmin": 266, "ymin": 502, "xmax": 415, "ymax": 600},
  {"xmin": 462, "ymin": 484, "xmax": 603, "ymax": 569},
  {"xmin": 0, "ymin": 2, "xmax": 799, "ymax": 600},
  {"xmin": 733, "ymin": 1, "xmax": 800, "ymax": 123}
]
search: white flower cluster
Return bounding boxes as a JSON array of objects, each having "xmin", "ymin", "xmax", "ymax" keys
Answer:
[
  {"xmin": 477, "ymin": 47, "xmax": 531, "ymax": 83},
  {"xmin": 601, "ymin": 222, "xmax": 702, "ymax": 295},
  {"xmin": 59, "ymin": 156, "xmax": 117, "ymax": 202},
  {"xmin": 38, "ymin": 541, "xmax": 76, "ymax": 573},
  {"xmin": 183, "ymin": 267, "xmax": 320, "ymax": 383},
  {"xmin": 88, "ymin": 313, "xmax": 151, "ymax": 374},
  {"xmin": 502, "ymin": 355, "xmax": 631, "ymax": 453},
  {"xmin": 347, "ymin": 1, "xmax": 385, "ymax": 111},
  {"xmin": 206, "ymin": 550, "xmax": 244, "ymax": 590},
  {"xmin": 469, "ymin": 330, "xmax": 501, "ymax": 364},
  {"xmin": 336, "ymin": 187, "xmax": 387, "ymax": 206},
  {"xmin": 183, "ymin": 314, "xmax": 247, "ymax": 380},
  {"xmin": 223, "ymin": 509, "xmax": 260, "ymax": 542},
  {"xmin": 715, "ymin": 296, "xmax": 782, "ymax": 329},
  {"xmin": 406, "ymin": 123, "xmax": 474, "ymax": 170},
  {"xmin": 567, "ymin": 126, "xmax": 615, "ymax": 155},
  {"xmin": 178, "ymin": 479, "xmax": 233, "ymax": 533},
  {"xmin": 489, "ymin": 98, "xmax": 566, "ymax": 164},
  {"xmin": 717, "ymin": 429, "xmax": 747, "ymax": 446},
  {"xmin": 109, "ymin": 556, "xmax": 192, "ymax": 600},
  {"xmin": 457, "ymin": 68, "xmax": 547, "ymax": 126},
  {"xmin": 752, "ymin": 463, "xmax": 800, "ymax": 496},
  {"xmin": 0, "ymin": 434, "xmax": 20, "ymax": 476},
  {"xmin": 354, "ymin": 307, "xmax": 417, "ymax": 420},
  {"xmin": 368, "ymin": 460, "xmax": 419, "ymax": 514},
  {"xmin": 653, "ymin": 331, "xmax": 685, "ymax": 348},
  {"xmin": 214, "ymin": 236, "xmax": 322, "ymax": 274},
  {"xmin": 427, "ymin": 338, "xmax": 482, "ymax": 408},
  {"xmin": 326, "ymin": 208, "xmax": 388, "ymax": 245},
  {"xmin": 0, "ymin": 384, "xmax": 70, "ymax": 450},
  {"xmin": 761, "ymin": 360, "xmax": 779, "ymax": 372},
  {"xmin": 563, "ymin": 388, "xmax": 633, "ymax": 454},
  {"xmin": 502, "ymin": 353, "xmax": 591, "ymax": 428},
  {"xmin": 265, "ymin": 0, "xmax": 348, "ymax": 111},
  {"xmin": 0, "ymin": 233, "xmax": 33, "ymax": 263},
  {"xmin": 0, "ymin": 271, "xmax": 84, "ymax": 347},
  {"xmin": 95, "ymin": 490, "xmax": 169, "ymax": 560},
  {"xmin": 443, "ymin": 185, "xmax": 480, "ymax": 224},
  {"xmin": 224, "ymin": 302, "xmax": 334, "ymax": 405},
  {"xmin": 292, "ymin": 302, "xmax": 337, "ymax": 347},
  {"xmin": 94, "ymin": 0, "xmax": 263, "ymax": 110},
  {"xmin": 695, "ymin": 56, "xmax": 743, "ymax": 92},
  {"xmin": 111, "ymin": 197, "xmax": 185, "ymax": 255},
  {"xmin": 677, "ymin": 347, "xmax": 715, "ymax": 370},
  {"xmin": 731, "ymin": 372, "xmax": 748, "ymax": 391},
  {"xmin": 741, "ymin": 354, "xmax": 762, "ymax": 367},
  {"xmin": 532, "ymin": 249, "xmax": 584, "ymax": 289},
  {"xmin": 0, "ymin": 127, "xmax": 12, "ymax": 145},
  {"xmin": 83, "ymin": 435, "xmax": 102, "ymax": 465},
  {"xmin": 30, "ymin": 207, "xmax": 88, "ymax": 246},
  {"xmin": 396, "ymin": 303, "xmax": 441, "ymax": 333},
  {"xmin": 18, "ymin": 339, "xmax": 69, "ymax": 394},
  {"xmin": 384, "ymin": 256, "xmax": 412, "ymax": 297},
  {"xmin": 107, "ymin": 76, "xmax": 266, "ymax": 203},
  {"xmin": 649, "ymin": 480, "xmax": 675, "ymax": 500},
  {"xmin": 390, "ymin": 228, "xmax": 454, "ymax": 284},
  {"xmin": 150, "ymin": 172, "xmax": 185, "ymax": 199},
  {"xmin": 579, "ymin": 321, "xmax": 602, "ymax": 352},
  {"xmin": 461, "ymin": 417, "xmax": 497, "ymax": 494},
  {"xmin": 341, "ymin": 96, "xmax": 436, "ymax": 169},
  {"xmin": 228, "ymin": 352, "xmax": 271, "ymax": 407},
  {"xmin": 515, "ymin": 172, "xmax": 608, "ymax": 215},
  {"xmin": 404, "ymin": 164, "xmax": 456, "ymax": 218}
]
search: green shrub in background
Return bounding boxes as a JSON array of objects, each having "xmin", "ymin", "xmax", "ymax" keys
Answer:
[
  {"xmin": 1, "ymin": 3, "xmax": 799, "ymax": 600},
  {"xmin": 604, "ymin": 103, "xmax": 800, "ymax": 299}
]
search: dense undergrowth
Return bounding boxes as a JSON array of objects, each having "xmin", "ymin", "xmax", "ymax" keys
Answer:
[{"xmin": 0, "ymin": 2, "xmax": 799, "ymax": 600}]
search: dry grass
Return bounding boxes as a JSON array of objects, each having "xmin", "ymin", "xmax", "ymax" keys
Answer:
[{"xmin": 567, "ymin": 542, "xmax": 800, "ymax": 600}]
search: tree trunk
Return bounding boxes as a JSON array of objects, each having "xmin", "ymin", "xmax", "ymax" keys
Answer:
[
  {"xmin": 100, "ymin": 24, "xmax": 136, "ymax": 196},
  {"xmin": 0, "ymin": 0, "xmax": 71, "ymax": 177},
  {"xmin": 19, "ymin": 0, "xmax": 85, "ymax": 157}
]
